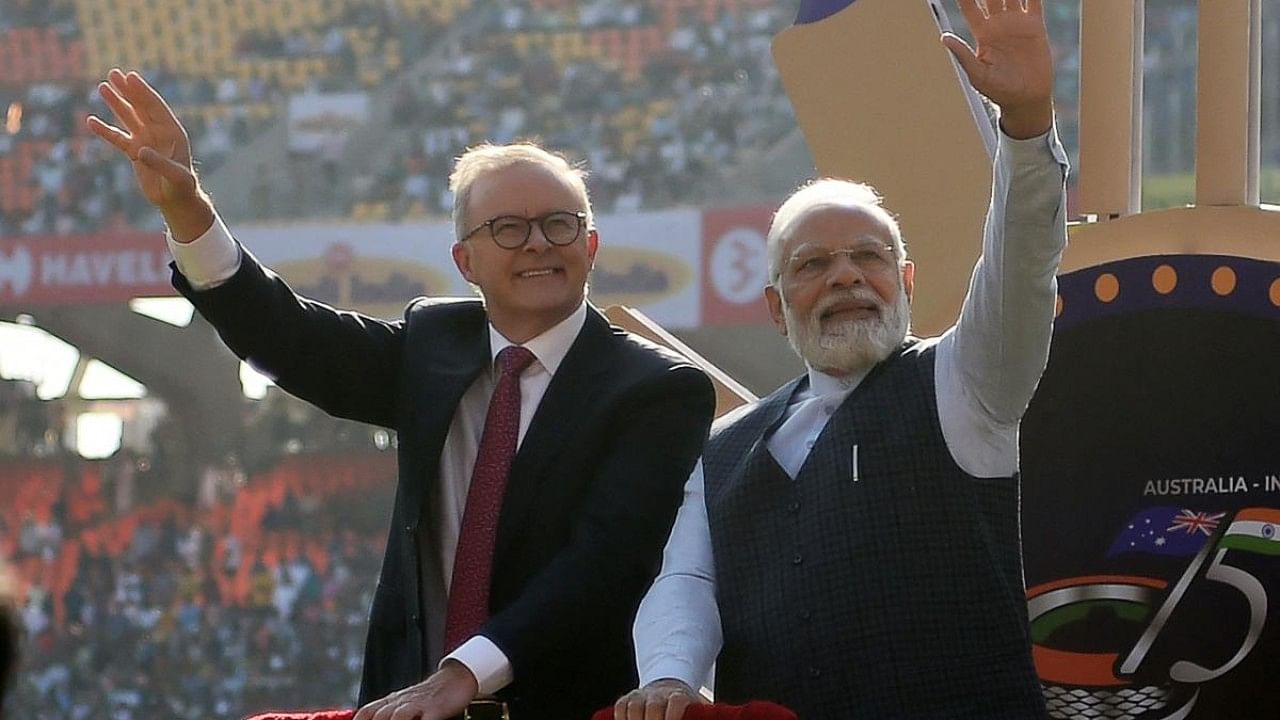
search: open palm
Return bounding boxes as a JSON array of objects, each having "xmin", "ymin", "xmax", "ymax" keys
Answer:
[
  {"xmin": 943, "ymin": 0, "xmax": 1054, "ymax": 114},
  {"xmin": 86, "ymin": 69, "xmax": 199, "ymax": 208}
]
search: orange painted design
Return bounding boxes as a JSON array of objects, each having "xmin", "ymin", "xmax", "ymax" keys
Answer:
[
  {"xmin": 1033, "ymin": 646, "xmax": 1127, "ymax": 686},
  {"xmin": 1152, "ymin": 265, "xmax": 1178, "ymax": 294},
  {"xmin": 1234, "ymin": 508, "xmax": 1280, "ymax": 524},
  {"xmin": 1211, "ymin": 266, "xmax": 1237, "ymax": 296},
  {"xmin": 1270, "ymin": 278, "xmax": 1280, "ymax": 307},
  {"xmin": 1055, "ymin": 294, "xmax": 1063, "ymax": 317},
  {"xmin": 1094, "ymin": 273, "xmax": 1120, "ymax": 303}
]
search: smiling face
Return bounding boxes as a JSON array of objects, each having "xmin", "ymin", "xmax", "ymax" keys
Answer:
[
  {"xmin": 451, "ymin": 160, "xmax": 598, "ymax": 342},
  {"xmin": 765, "ymin": 204, "xmax": 915, "ymax": 376}
]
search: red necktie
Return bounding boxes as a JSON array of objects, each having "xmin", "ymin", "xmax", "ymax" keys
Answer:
[{"xmin": 443, "ymin": 345, "xmax": 537, "ymax": 652}]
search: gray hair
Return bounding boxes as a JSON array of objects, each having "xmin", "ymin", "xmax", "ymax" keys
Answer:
[
  {"xmin": 766, "ymin": 178, "xmax": 907, "ymax": 285},
  {"xmin": 449, "ymin": 142, "xmax": 594, "ymax": 242}
]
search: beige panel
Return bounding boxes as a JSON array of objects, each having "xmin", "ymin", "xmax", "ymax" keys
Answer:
[
  {"xmin": 1061, "ymin": 206, "xmax": 1280, "ymax": 275},
  {"xmin": 772, "ymin": 0, "xmax": 994, "ymax": 336},
  {"xmin": 1196, "ymin": 0, "xmax": 1261, "ymax": 206},
  {"xmin": 1078, "ymin": 0, "xmax": 1142, "ymax": 217},
  {"xmin": 604, "ymin": 305, "xmax": 756, "ymax": 418}
]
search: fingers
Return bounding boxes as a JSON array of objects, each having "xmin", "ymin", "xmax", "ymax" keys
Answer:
[
  {"xmin": 1025, "ymin": 0, "xmax": 1043, "ymax": 17},
  {"xmin": 619, "ymin": 691, "xmax": 649, "ymax": 720},
  {"xmin": 954, "ymin": 0, "xmax": 987, "ymax": 29},
  {"xmin": 614, "ymin": 684, "xmax": 696, "ymax": 720},
  {"xmin": 85, "ymin": 115, "xmax": 133, "ymax": 156},
  {"xmin": 645, "ymin": 695, "xmax": 667, "ymax": 720},
  {"xmin": 138, "ymin": 147, "xmax": 198, "ymax": 194},
  {"xmin": 98, "ymin": 81, "xmax": 146, "ymax": 139},
  {"xmin": 941, "ymin": 32, "xmax": 986, "ymax": 89},
  {"xmin": 620, "ymin": 692, "xmax": 644, "ymax": 720},
  {"xmin": 126, "ymin": 70, "xmax": 183, "ymax": 127},
  {"xmin": 665, "ymin": 695, "xmax": 695, "ymax": 720},
  {"xmin": 353, "ymin": 697, "xmax": 388, "ymax": 720},
  {"xmin": 941, "ymin": 32, "xmax": 981, "ymax": 68}
]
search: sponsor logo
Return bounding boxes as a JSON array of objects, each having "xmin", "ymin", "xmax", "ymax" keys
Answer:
[
  {"xmin": 709, "ymin": 226, "xmax": 769, "ymax": 305},
  {"xmin": 38, "ymin": 249, "xmax": 169, "ymax": 288},
  {"xmin": 591, "ymin": 246, "xmax": 693, "ymax": 307},
  {"xmin": 0, "ymin": 245, "xmax": 34, "ymax": 297},
  {"xmin": 278, "ymin": 243, "xmax": 451, "ymax": 317}
]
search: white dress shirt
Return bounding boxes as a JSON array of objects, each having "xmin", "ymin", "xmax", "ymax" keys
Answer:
[
  {"xmin": 168, "ymin": 222, "xmax": 589, "ymax": 696},
  {"xmin": 634, "ymin": 124, "xmax": 1071, "ymax": 690}
]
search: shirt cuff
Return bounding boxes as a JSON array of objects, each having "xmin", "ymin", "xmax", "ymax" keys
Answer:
[
  {"xmin": 441, "ymin": 635, "xmax": 514, "ymax": 696},
  {"xmin": 638, "ymin": 659, "xmax": 706, "ymax": 691},
  {"xmin": 998, "ymin": 118, "xmax": 1070, "ymax": 170},
  {"xmin": 166, "ymin": 213, "xmax": 241, "ymax": 291}
]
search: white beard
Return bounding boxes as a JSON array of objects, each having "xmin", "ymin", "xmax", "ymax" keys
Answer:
[{"xmin": 782, "ymin": 286, "xmax": 911, "ymax": 377}]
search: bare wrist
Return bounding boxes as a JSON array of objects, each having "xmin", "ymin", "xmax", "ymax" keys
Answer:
[
  {"xmin": 161, "ymin": 191, "xmax": 216, "ymax": 244},
  {"xmin": 998, "ymin": 101, "xmax": 1054, "ymax": 140}
]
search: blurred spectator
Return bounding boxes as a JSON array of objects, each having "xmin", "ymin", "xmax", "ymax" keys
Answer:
[
  {"xmin": 1, "ymin": 560, "xmax": 20, "ymax": 712},
  {"xmin": 3, "ymin": 449, "xmax": 393, "ymax": 720}
]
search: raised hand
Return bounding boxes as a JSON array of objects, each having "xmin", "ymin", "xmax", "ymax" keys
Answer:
[
  {"xmin": 942, "ymin": 0, "xmax": 1055, "ymax": 139},
  {"xmin": 86, "ymin": 68, "xmax": 213, "ymax": 240}
]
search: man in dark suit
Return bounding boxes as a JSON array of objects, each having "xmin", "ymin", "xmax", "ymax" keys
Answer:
[{"xmin": 87, "ymin": 71, "xmax": 715, "ymax": 720}]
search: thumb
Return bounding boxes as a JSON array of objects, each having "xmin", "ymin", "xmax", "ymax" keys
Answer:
[
  {"xmin": 941, "ymin": 32, "xmax": 983, "ymax": 86},
  {"xmin": 138, "ymin": 146, "xmax": 198, "ymax": 196}
]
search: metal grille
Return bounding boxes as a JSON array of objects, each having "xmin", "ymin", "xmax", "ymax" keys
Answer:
[{"xmin": 1043, "ymin": 684, "xmax": 1172, "ymax": 720}]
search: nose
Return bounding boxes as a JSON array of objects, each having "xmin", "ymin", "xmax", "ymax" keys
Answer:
[
  {"xmin": 825, "ymin": 252, "xmax": 864, "ymax": 288},
  {"xmin": 523, "ymin": 223, "xmax": 551, "ymax": 252}
]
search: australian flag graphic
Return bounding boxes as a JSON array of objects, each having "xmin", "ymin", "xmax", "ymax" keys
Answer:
[{"xmin": 1107, "ymin": 506, "xmax": 1226, "ymax": 558}]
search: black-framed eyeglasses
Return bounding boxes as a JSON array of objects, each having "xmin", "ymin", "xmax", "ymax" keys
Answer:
[{"xmin": 461, "ymin": 211, "xmax": 587, "ymax": 249}]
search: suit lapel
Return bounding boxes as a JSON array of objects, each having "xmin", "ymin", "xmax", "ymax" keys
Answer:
[
  {"xmin": 495, "ymin": 307, "xmax": 612, "ymax": 560},
  {"xmin": 402, "ymin": 307, "xmax": 491, "ymax": 524}
]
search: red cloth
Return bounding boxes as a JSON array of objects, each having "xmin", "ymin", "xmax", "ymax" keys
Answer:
[
  {"xmin": 246, "ymin": 700, "xmax": 799, "ymax": 720},
  {"xmin": 443, "ymin": 345, "xmax": 536, "ymax": 651},
  {"xmin": 245, "ymin": 712, "xmax": 354, "ymax": 720},
  {"xmin": 592, "ymin": 701, "xmax": 799, "ymax": 720}
]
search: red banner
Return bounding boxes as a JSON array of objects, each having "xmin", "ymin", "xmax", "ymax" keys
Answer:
[
  {"xmin": 0, "ymin": 232, "xmax": 174, "ymax": 305},
  {"xmin": 700, "ymin": 205, "xmax": 774, "ymax": 326}
]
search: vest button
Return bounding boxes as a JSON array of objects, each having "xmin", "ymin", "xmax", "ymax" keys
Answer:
[
  {"xmin": 791, "ymin": 553, "xmax": 804, "ymax": 565},
  {"xmin": 808, "ymin": 666, "xmax": 822, "ymax": 678},
  {"xmin": 798, "ymin": 609, "xmax": 811, "ymax": 621},
  {"xmin": 788, "ymin": 501, "xmax": 800, "ymax": 513}
]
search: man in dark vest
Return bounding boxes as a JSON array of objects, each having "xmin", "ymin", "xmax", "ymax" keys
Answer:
[{"xmin": 616, "ymin": 1, "xmax": 1067, "ymax": 718}]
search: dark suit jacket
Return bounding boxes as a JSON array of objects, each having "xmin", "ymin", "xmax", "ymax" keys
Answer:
[{"xmin": 173, "ymin": 248, "xmax": 716, "ymax": 720}]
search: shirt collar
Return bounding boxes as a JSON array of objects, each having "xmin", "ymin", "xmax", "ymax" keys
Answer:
[
  {"xmin": 488, "ymin": 301, "xmax": 588, "ymax": 377},
  {"xmin": 795, "ymin": 363, "xmax": 872, "ymax": 404}
]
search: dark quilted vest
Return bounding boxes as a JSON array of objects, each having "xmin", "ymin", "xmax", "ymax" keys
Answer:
[{"xmin": 703, "ymin": 339, "xmax": 1047, "ymax": 719}]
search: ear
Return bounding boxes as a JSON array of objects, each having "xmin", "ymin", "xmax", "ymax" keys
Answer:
[
  {"xmin": 901, "ymin": 260, "xmax": 916, "ymax": 302},
  {"xmin": 764, "ymin": 284, "xmax": 788, "ymax": 336},
  {"xmin": 451, "ymin": 242, "xmax": 475, "ymax": 283},
  {"xmin": 585, "ymin": 229, "xmax": 600, "ymax": 267}
]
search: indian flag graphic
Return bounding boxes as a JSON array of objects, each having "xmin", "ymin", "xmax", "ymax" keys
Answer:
[{"xmin": 1218, "ymin": 507, "xmax": 1280, "ymax": 556}]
